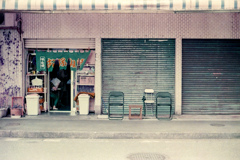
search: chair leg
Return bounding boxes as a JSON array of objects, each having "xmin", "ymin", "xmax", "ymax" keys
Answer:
[
  {"xmin": 108, "ymin": 105, "xmax": 110, "ymax": 119},
  {"xmin": 156, "ymin": 105, "xmax": 158, "ymax": 119},
  {"xmin": 143, "ymin": 103, "xmax": 146, "ymax": 116},
  {"xmin": 108, "ymin": 105, "xmax": 124, "ymax": 120},
  {"xmin": 122, "ymin": 106, "xmax": 124, "ymax": 119},
  {"xmin": 169, "ymin": 105, "xmax": 172, "ymax": 119}
]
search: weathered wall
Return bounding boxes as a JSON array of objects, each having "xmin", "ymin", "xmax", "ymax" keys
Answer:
[{"xmin": 0, "ymin": 30, "xmax": 22, "ymax": 107}]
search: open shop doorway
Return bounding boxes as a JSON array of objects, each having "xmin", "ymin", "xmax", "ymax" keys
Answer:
[{"xmin": 49, "ymin": 59, "xmax": 71, "ymax": 111}]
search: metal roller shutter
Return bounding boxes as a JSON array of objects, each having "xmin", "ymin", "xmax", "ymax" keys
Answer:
[
  {"xmin": 182, "ymin": 39, "xmax": 240, "ymax": 115},
  {"xmin": 102, "ymin": 39, "xmax": 175, "ymax": 115},
  {"xmin": 24, "ymin": 38, "xmax": 95, "ymax": 49}
]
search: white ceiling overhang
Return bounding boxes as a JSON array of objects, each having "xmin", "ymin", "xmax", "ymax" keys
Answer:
[{"xmin": 0, "ymin": 0, "xmax": 239, "ymax": 13}]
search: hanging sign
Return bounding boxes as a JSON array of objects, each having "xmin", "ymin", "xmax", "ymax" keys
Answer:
[
  {"xmin": 36, "ymin": 51, "xmax": 47, "ymax": 72},
  {"xmin": 36, "ymin": 50, "xmax": 91, "ymax": 72}
]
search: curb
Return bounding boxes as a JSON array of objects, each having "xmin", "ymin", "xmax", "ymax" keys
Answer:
[{"xmin": 1, "ymin": 130, "xmax": 240, "ymax": 139}]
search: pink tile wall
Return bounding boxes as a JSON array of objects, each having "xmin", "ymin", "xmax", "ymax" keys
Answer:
[{"xmin": 22, "ymin": 13, "xmax": 240, "ymax": 39}]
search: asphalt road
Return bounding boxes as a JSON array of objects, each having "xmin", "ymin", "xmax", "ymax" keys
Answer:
[{"xmin": 0, "ymin": 138, "xmax": 239, "ymax": 160}]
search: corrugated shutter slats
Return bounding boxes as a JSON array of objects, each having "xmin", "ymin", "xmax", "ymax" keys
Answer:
[
  {"xmin": 24, "ymin": 38, "xmax": 95, "ymax": 49},
  {"xmin": 102, "ymin": 39, "xmax": 175, "ymax": 115},
  {"xmin": 182, "ymin": 39, "xmax": 240, "ymax": 115}
]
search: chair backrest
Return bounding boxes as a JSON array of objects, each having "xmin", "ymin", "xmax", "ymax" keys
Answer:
[
  {"xmin": 156, "ymin": 92, "xmax": 171, "ymax": 98},
  {"xmin": 156, "ymin": 92, "xmax": 172, "ymax": 104},
  {"xmin": 109, "ymin": 91, "xmax": 124, "ymax": 97},
  {"xmin": 108, "ymin": 91, "xmax": 124, "ymax": 106},
  {"xmin": 144, "ymin": 89, "xmax": 154, "ymax": 103}
]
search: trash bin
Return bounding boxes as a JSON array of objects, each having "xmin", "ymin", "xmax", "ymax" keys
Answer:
[
  {"xmin": 26, "ymin": 94, "xmax": 40, "ymax": 115},
  {"xmin": 78, "ymin": 94, "xmax": 90, "ymax": 115}
]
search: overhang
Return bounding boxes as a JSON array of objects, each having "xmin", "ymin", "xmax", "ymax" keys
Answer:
[{"xmin": 0, "ymin": 0, "xmax": 239, "ymax": 13}]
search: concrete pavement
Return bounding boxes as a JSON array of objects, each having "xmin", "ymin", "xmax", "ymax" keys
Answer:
[{"xmin": 0, "ymin": 112, "xmax": 240, "ymax": 139}]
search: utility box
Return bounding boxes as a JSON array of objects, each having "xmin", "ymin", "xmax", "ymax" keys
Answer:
[
  {"xmin": 78, "ymin": 94, "xmax": 90, "ymax": 115},
  {"xmin": 26, "ymin": 94, "xmax": 39, "ymax": 115}
]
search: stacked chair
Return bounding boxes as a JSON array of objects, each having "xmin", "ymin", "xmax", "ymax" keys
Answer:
[{"xmin": 142, "ymin": 89, "xmax": 155, "ymax": 116}]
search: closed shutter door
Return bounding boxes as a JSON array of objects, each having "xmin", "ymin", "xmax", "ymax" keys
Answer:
[
  {"xmin": 102, "ymin": 39, "xmax": 175, "ymax": 115},
  {"xmin": 24, "ymin": 38, "xmax": 95, "ymax": 49},
  {"xmin": 182, "ymin": 39, "xmax": 240, "ymax": 115}
]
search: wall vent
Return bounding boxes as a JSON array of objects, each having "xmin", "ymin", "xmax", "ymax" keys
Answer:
[
  {"xmin": 0, "ymin": 13, "xmax": 5, "ymax": 25},
  {"xmin": 0, "ymin": 13, "xmax": 16, "ymax": 27}
]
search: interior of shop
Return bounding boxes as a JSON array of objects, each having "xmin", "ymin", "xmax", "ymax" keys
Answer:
[
  {"xmin": 26, "ymin": 51, "xmax": 71, "ymax": 112},
  {"xmin": 49, "ymin": 60, "xmax": 71, "ymax": 111},
  {"xmin": 26, "ymin": 49, "xmax": 96, "ymax": 114}
]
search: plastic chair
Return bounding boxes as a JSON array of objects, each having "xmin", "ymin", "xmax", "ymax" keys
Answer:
[
  {"xmin": 108, "ymin": 91, "xmax": 124, "ymax": 120},
  {"xmin": 155, "ymin": 92, "xmax": 172, "ymax": 119},
  {"xmin": 143, "ymin": 89, "xmax": 154, "ymax": 116}
]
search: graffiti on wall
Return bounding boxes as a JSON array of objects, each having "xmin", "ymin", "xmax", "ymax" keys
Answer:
[{"xmin": 0, "ymin": 30, "xmax": 22, "ymax": 107}]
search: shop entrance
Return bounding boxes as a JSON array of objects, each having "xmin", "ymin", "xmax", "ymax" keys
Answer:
[
  {"xmin": 49, "ymin": 60, "xmax": 71, "ymax": 111},
  {"xmin": 24, "ymin": 38, "xmax": 96, "ymax": 114}
]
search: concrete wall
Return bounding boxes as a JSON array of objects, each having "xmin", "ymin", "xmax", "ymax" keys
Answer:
[
  {"xmin": 21, "ymin": 13, "xmax": 240, "ymax": 114},
  {"xmin": 0, "ymin": 29, "xmax": 22, "ymax": 107}
]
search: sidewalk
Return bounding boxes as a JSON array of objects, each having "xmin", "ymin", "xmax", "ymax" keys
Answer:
[{"xmin": 0, "ymin": 113, "xmax": 240, "ymax": 139}]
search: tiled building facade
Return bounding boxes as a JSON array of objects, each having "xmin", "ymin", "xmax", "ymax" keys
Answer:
[
  {"xmin": 1, "ymin": 12, "xmax": 240, "ymax": 114},
  {"xmin": 22, "ymin": 13, "xmax": 240, "ymax": 115}
]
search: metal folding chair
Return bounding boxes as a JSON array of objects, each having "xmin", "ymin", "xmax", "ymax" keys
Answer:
[
  {"xmin": 143, "ymin": 89, "xmax": 154, "ymax": 116},
  {"xmin": 155, "ymin": 92, "xmax": 172, "ymax": 119},
  {"xmin": 108, "ymin": 91, "xmax": 124, "ymax": 120}
]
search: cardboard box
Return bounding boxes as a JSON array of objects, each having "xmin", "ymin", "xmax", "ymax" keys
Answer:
[
  {"xmin": 79, "ymin": 77, "xmax": 87, "ymax": 84},
  {"xmin": 87, "ymin": 77, "xmax": 95, "ymax": 85},
  {"xmin": 11, "ymin": 108, "xmax": 22, "ymax": 117},
  {"xmin": 28, "ymin": 88, "xmax": 43, "ymax": 92},
  {"xmin": 79, "ymin": 77, "xmax": 95, "ymax": 85}
]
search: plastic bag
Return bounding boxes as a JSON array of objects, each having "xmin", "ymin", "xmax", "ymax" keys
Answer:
[{"xmin": 51, "ymin": 78, "xmax": 61, "ymax": 87}]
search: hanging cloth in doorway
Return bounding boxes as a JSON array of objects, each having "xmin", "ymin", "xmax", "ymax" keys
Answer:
[
  {"xmin": 69, "ymin": 50, "xmax": 91, "ymax": 71},
  {"xmin": 46, "ymin": 51, "xmax": 60, "ymax": 72},
  {"xmin": 79, "ymin": 50, "xmax": 91, "ymax": 70},
  {"xmin": 35, "ymin": 50, "xmax": 91, "ymax": 72},
  {"xmin": 50, "ymin": 51, "xmax": 68, "ymax": 71}
]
